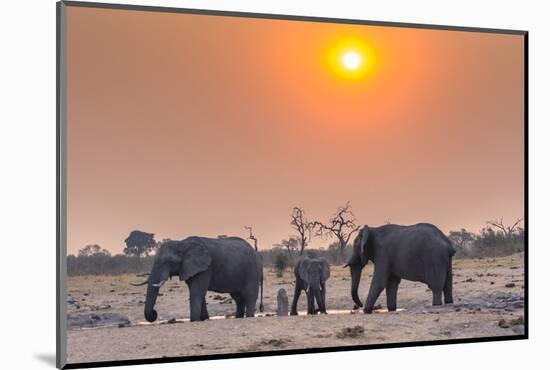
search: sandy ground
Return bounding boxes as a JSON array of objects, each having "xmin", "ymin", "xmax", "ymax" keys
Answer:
[{"xmin": 66, "ymin": 254, "xmax": 525, "ymax": 364}]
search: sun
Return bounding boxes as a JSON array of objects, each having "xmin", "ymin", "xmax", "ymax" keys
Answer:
[
  {"xmin": 342, "ymin": 51, "xmax": 362, "ymax": 70},
  {"xmin": 325, "ymin": 38, "xmax": 376, "ymax": 81}
]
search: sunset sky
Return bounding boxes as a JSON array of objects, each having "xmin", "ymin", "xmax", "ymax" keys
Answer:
[{"xmin": 66, "ymin": 7, "xmax": 525, "ymax": 254}]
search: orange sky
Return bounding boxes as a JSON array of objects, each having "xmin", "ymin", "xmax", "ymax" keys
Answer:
[{"xmin": 66, "ymin": 7, "xmax": 524, "ymax": 254}]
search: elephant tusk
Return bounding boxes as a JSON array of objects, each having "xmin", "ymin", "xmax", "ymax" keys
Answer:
[
  {"xmin": 151, "ymin": 280, "xmax": 166, "ymax": 288},
  {"xmin": 135, "ymin": 273, "xmax": 150, "ymax": 277},
  {"xmin": 129, "ymin": 280, "xmax": 148, "ymax": 286}
]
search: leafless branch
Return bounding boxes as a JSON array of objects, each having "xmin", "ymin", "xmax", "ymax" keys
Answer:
[
  {"xmin": 290, "ymin": 207, "xmax": 314, "ymax": 255},
  {"xmin": 486, "ymin": 217, "xmax": 524, "ymax": 237},
  {"xmin": 312, "ymin": 202, "xmax": 361, "ymax": 263},
  {"xmin": 244, "ymin": 226, "xmax": 258, "ymax": 251}
]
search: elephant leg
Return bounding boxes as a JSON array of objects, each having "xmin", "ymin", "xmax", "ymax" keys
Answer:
[
  {"xmin": 189, "ymin": 294, "xmax": 205, "ymax": 322},
  {"xmin": 306, "ymin": 290, "xmax": 315, "ymax": 315},
  {"xmin": 245, "ymin": 299, "xmax": 256, "ymax": 318},
  {"xmin": 290, "ymin": 281, "xmax": 302, "ymax": 316},
  {"xmin": 231, "ymin": 292, "xmax": 245, "ymax": 318},
  {"xmin": 364, "ymin": 269, "xmax": 388, "ymax": 314},
  {"xmin": 386, "ymin": 275, "xmax": 401, "ymax": 312},
  {"xmin": 187, "ymin": 272, "xmax": 210, "ymax": 322},
  {"xmin": 320, "ymin": 282, "xmax": 327, "ymax": 314},
  {"xmin": 432, "ymin": 288, "xmax": 443, "ymax": 306},
  {"xmin": 200, "ymin": 297, "xmax": 209, "ymax": 321},
  {"xmin": 443, "ymin": 261, "xmax": 454, "ymax": 304},
  {"xmin": 243, "ymin": 281, "xmax": 258, "ymax": 318}
]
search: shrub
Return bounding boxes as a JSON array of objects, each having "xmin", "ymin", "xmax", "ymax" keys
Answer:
[{"xmin": 273, "ymin": 253, "xmax": 291, "ymax": 277}]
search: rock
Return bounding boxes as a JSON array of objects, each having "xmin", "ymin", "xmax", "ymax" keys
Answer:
[
  {"xmin": 67, "ymin": 313, "xmax": 130, "ymax": 330},
  {"xmin": 336, "ymin": 326, "xmax": 365, "ymax": 339},
  {"xmin": 167, "ymin": 318, "xmax": 177, "ymax": 324},
  {"xmin": 509, "ymin": 316, "xmax": 524, "ymax": 326},
  {"xmin": 505, "ymin": 283, "xmax": 516, "ymax": 288},
  {"xmin": 276, "ymin": 288, "xmax": 289, "ymax": 316},
  {"xmin": 259, "ymin": 338, "xmax": 290, "ymax": 347},
  {"xmin": 90, "ymin": 304, "xmax": 111, "ymax": 311},
  {"xmin": 67, "ymin": 296, "xmax": 77, "ymax": 304},
  {"xmin": 498, "ymin": 319, "xmax": 510, "ymax": 328}
]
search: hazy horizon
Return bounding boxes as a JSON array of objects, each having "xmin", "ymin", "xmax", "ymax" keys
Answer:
[{"xmin": 66, "ymin": 7, "xmax": 524, "ymax": 254}]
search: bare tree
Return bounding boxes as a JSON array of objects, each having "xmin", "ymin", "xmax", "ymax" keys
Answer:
[
  {"xmin": 290, "ymin": 207, "xmax": 314, "ymax": 256},
  {"xmin": 486, "ymin": 217, "xmax": 524, "ymax": 237},
  {"xmin": 313, "ymin": 202, "xmax": 361, "ymax": 264},
  {"xmin": 244, "ymin": 226, "xmax": 258, "ymax": 251}
]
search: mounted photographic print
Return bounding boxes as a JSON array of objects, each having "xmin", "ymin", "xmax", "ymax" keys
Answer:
[{"xmin": 56, "ymin": 1, "xmax": 528, "ymax": 368}]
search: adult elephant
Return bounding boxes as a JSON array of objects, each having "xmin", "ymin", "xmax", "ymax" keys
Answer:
[
  {"xmin": 131, "ymin": 236, "xmax": 263, "ymax": 322},
  {"xmin": 346, "ymin": 223, "xmax": 455, "ymax": 314},
  {"xmin": 290, "ymin": 255, "xmax": 330, "ymax": 315}
]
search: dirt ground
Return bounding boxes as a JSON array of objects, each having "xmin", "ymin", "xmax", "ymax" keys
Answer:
[{"xmin": 66, "ymin": 254, "xmax": 525, "ymax": 364}]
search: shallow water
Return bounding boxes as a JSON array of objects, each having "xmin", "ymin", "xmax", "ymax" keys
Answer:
[{"xmin": 133, "ymin": 308, "xmax": 405, "ymax": 326}]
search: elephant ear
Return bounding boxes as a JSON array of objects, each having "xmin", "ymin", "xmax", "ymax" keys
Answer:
[
  {"xmin": 321, "ymin": 259, "xmax": 330, "ymax": 282},
  {"xmin": 178, "ymin": 239, "xmax": 212, "ymax": 281},
  {"xmin": 359, "ymin": 226, "xmax": 371, "ymax": 265}
]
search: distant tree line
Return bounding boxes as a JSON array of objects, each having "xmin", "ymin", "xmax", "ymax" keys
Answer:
[
  {"xmin": 67, "ymin": 208, "xmax": 524, "ymax": 276},
  {"xmin": 67, "ymin": 254, "xmax": 154, "ymax": 276},
  {"xmin": 448, "ymin": 218, "xmax": 524, "ymax": 258}
]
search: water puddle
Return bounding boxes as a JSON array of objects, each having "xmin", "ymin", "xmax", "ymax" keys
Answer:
[{"xmin": 135, "ymin": 308, "xmax": 405, "ymax": 326}]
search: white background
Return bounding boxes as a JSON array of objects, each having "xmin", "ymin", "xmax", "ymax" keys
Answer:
[{"xmin": 0, "ymin": 0, "xmax": 547, "ymax": 369}]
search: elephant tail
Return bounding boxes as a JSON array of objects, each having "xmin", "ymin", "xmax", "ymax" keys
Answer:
[
  {"xmin": 259, "ymin": 267, "xmax": 264, "ymax": 312},
  {"xmin": 256, "ymin": 253, "xmax": 264, "ymax": 313}
]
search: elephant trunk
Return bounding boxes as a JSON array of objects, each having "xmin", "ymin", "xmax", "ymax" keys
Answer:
[
  {"xmin": 144, "ymin": 282, "xmax": 160, "ymax": 322},
  {"xmin": 350, "ymin": 264, "xmax": 364, "ymax": 308}
]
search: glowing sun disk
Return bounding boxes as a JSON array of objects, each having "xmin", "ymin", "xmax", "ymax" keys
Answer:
[
  {"xmin": 325, "ymin": 38, "xmax": 376, "ymax": 81},
  {"xmin": 342, "ymin": 51, "xmax": 362, "ymax": 70}
]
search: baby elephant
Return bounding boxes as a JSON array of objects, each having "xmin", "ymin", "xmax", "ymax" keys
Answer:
[{"xmin": 290, "ymin": 256, "xmax": 330, "ymax": 315}]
